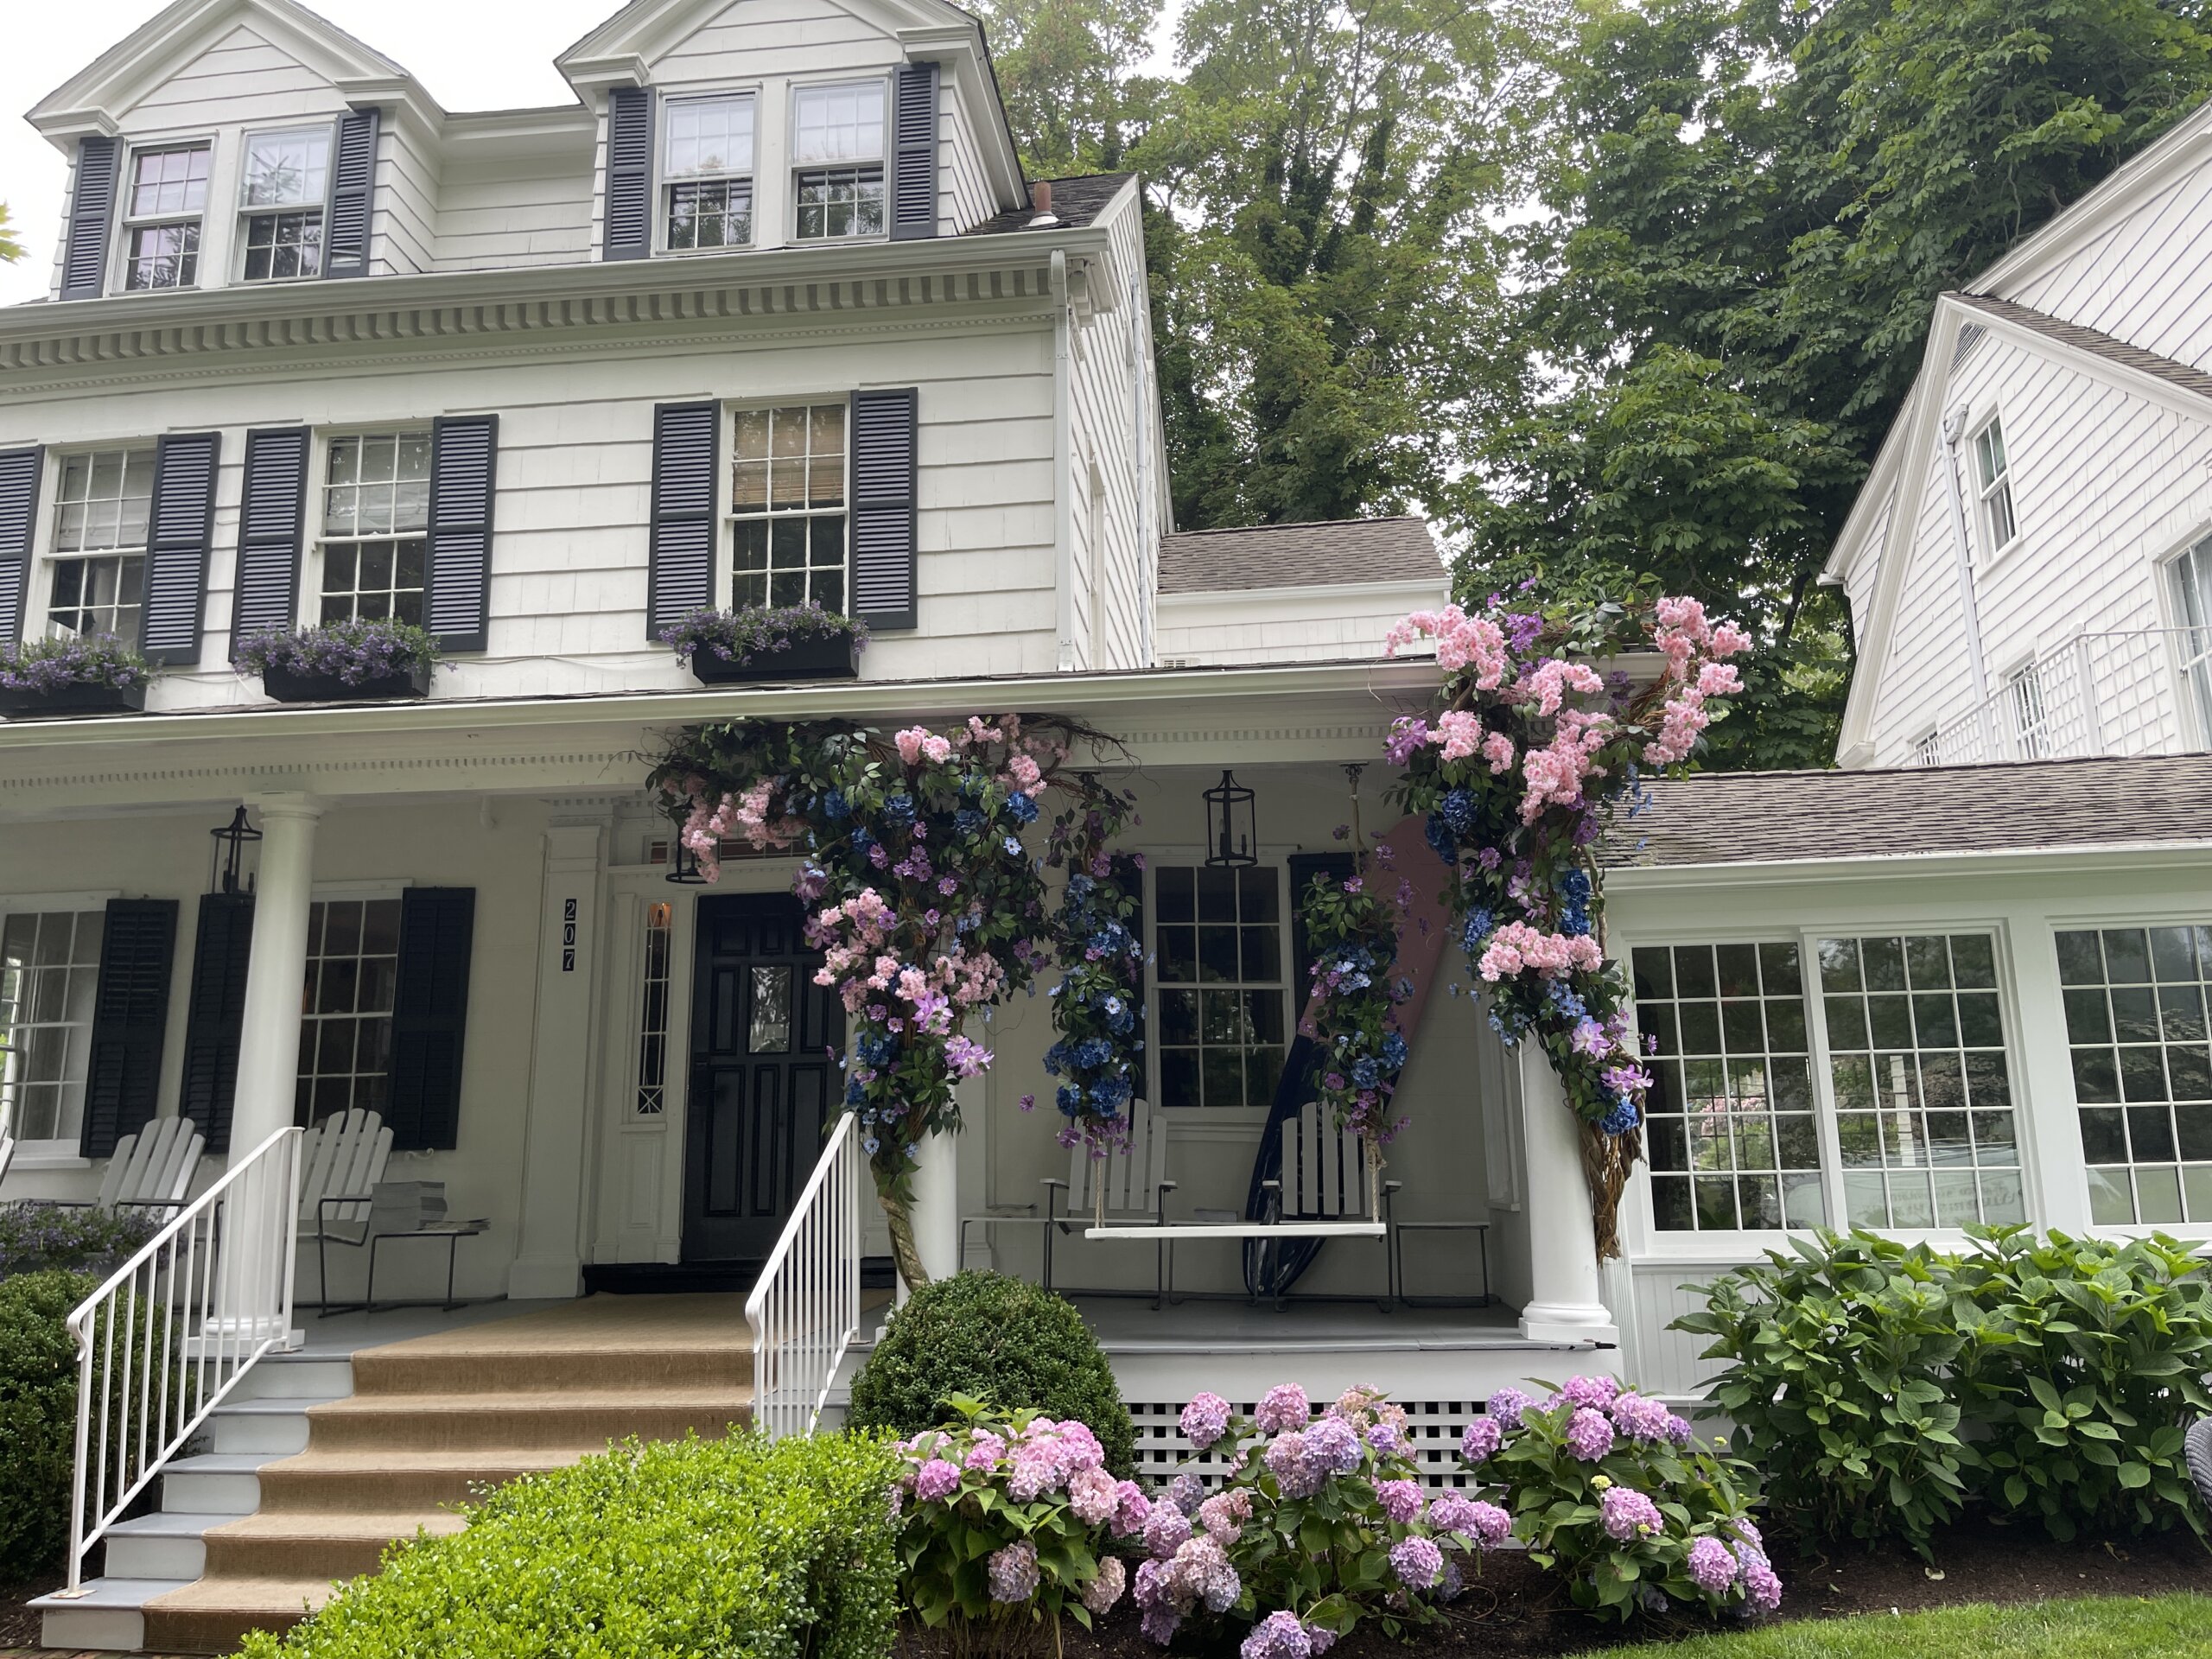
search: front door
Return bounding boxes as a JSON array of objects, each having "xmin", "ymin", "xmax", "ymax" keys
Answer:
[{"xmin": 682, "ymin": 893, "xmax": 842, "ymax": 1262}]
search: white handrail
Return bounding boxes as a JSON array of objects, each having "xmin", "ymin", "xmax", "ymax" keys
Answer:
[
  {"xmin": 55, "ymin": 1124, "xmax": 303, "ymax": 1596},
  {"xmin": 744, "ymin": 1113, "xmax": 862, "ymax": 1440}
]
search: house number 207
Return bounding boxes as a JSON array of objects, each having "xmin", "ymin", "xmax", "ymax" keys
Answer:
[{"xmin": 562, "ymin": 899, "xmax": 578, "ymax": 972}]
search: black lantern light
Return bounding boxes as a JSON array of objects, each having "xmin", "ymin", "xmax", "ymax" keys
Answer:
[
  {"xmin": 207, "ymin": 805, "xmax": 262, "ymax": 897},
  {"xmin": 664, "ymin": 834, "xmax": 709, "ymax": 885},
  {"xmin": 1203, "ymin": 769, "xmax": 1258, "ymax": 868}
]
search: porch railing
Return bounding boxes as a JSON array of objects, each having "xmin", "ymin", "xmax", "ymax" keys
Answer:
[
  {"xmin": 56, "ymin": 1125, "xmax": 303, "ymax": 1596},
  {"xmin": 744, "ymin": 1112, "xmax": 864, "ymax": 1439},
  {"xmin": 1917, "ymin": 627, "xmax": 2211, "ymax": 765}
]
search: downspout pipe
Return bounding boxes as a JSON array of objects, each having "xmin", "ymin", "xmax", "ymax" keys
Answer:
[
  {"xmin": 1052, "ymin": 248, "xmax": 1076, "ymax": 672},
  {"xmin": 1938, "ymin": 408, "xmax": 1999, "ymax": 757}
]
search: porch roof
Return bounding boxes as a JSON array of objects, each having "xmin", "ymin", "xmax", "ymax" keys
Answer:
[{"xmin": 1603, "ymin": 752, "xmax": 2212, "ymax": 872}]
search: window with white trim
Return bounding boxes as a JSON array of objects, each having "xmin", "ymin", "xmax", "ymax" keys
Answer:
[
  {"xmin": 239, "ymin": 126, "xmax": 331, "ymax": 282},
  {"xmin": 0, "ymin": 910, "xmax": 104, "ymax": 1145},
  {"xmin": 320, "ymin": 433, "xmax": 429, "ymax": 625},
  {"xmin": 1973, "ymin": 415, "xmax": 2016, "ymax": 556},
  {"xmin": 1912, "ymin": 729, "xmax": 1941, "ymax": 766},
  {"xmin": 296, "ymin": 897, "xmax": 401, "ymax": 1126},
  {"xmin": 2007, "ymin": 661, "xmax": 2050, "ymax": 759},
  {"xmin": 2056, "ymin": 925, "xmax": 2212, "ymax": 1224},
  {"xmin": 1154, "ymin": 866, "xmax": 1286, "ymax": 1109},
  {"xmin": 122, "ymin": 143, "xmax": 211, "ymax": 290},
  {"xmin": 1632, "ymin": 943, "xmax": 1824, "ymax": 1231},
  {"xmin": 2166, "ymin": 536, "xmax": 2212, "ymax": 746},
  {"xmin": 48, "ymin": 449, "xmax": 154, "ymax": 641},
  {"xmin": 636, "ymin": 901, "xmax": 673, "ymax": 1116},
  {"xmin": 791, "ymin": 82, "xmax": 886, "ymax": 241},
  {"xmin": 730, "ymin": 404, "xmax": 847, "ymax": 612},
  {"xmin": 664, "ymin": 94, "xmax": 755, "ymax": 251}
]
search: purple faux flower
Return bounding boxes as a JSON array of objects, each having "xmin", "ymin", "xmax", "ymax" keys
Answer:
[
  {"xmin": 1459, "ymin": 1414, "xmax": 1503, "ymax": 1465},
  {"xmin": 1686, "ymin": 1535, "xmax": 1738, "ymax": 1595},
  {"xmin": 1389, "ymin": 1535, "xmax": 1444, "ymax": 1589},
  {"xmin": 987, "ymin": 1539, "xmax": 1039, "ymax": 1604},
  {"xmin": 1375, "ymin": 1478, "xmax": 1424, "ymax": 1523},
  {"xmin": 912, "ymin": 1458, "xmax": 961, "ymax": 1502},
  {"xmin": 1242, "ymin": 1611, "xmax": 1312, "ymax": 1659},
  {"xmin": 1255, "ymin": 1382, "xmax": 1311, "ymax": 1433},
  {"xmin": 0, "ymin": 632, "xmax": 153, "ymax": 694},
  {"xmin": 1485, "ymin": 1386, "xmax": 1533, "ymax": 1431},
  {"xmin": 1564, "ymin": 1406, "xmax": 1616, "ymax": 1461},
  {"xmin": 1180, "ymin": 1391, "xmax": 1232, "ymax": 1450},
  {"xmin": 1599, "ymin": 1484, "xmax": 1662, "ymax": 1541}
]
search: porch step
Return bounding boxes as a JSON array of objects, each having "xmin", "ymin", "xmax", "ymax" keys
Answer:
[
  {"xmin": 200, "ymin": 1510, "xmax": 469, "ymax": 1581},
  {"xmin": 103, "ymin": 1513, "xmax": 234, "ymax": 1582},
  {"xmin": 207, "ymin": 1393, "xmax": 348, "ymax": 1455},
  {"xmin": 30, "ymin": 1576, "xmax": 196, "ymax": 1655},
  {"xmin": 296, "ymin": 1387, "xmax": 753, "ymax": 1452},
  {"xmin": 162, "ymin": 1451, "xmax": 290, "ymax": 1516}
]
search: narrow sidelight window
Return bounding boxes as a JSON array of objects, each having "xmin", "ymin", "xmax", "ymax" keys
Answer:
[
  {"xmin": 0, "ymin": 910, "xmax": 104, "ymax": 1144},
  {"xmin": 122, "ymin": 143, "xmax": 211, "ymax": 289},
  {"xmin": 1973, "ymin": 415, "xmax": 2016, "ymax": 556},
  {"xmin": 635, "ymin": 901, "xmax": 672, "ymax": 1116},
  {"xmin": 48, "ymin": 449, "xmax": 154, "ymax": 640},
  {"xmin": 664, "ymin": 94, "xmax": 754, "ymax": 251},
  {"xmin": 296, "ymin": 896, "xmax": 401, "ymax": 1125},
  {"xmin": 1154, "ymin": 865, "xmax": 1287, "ymax": 1109},
  {"xmin": 791, "ymin": 83, "xmax": 886, "ymax": 240},
  {"xmin": 320, "ymin": 433, "xmax": 429, "ymax": 624},
  {"xmin": 730, "ymin": 404, "xmax": 847, "ymax": 612},
  {"xmin": 239, "ymin": 127, "xmax": 332, "ymax": 282}
]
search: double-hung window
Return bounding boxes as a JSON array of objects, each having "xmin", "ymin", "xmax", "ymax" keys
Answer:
[
  {"xmin": 122, "ymin": 143, "xmax": 211, "ymax": 290},
  {"xmin": 0, "ymin": 909, "xmax": 105, "ymax": 1148},
  {"xmin": 665, "ymin": 94, "xmax": 755, "ymax": 251},
  {"xmin": 48, "ymin": 449, "xmax": 154, "ymax": 641},
  {"xmin": 791, "ymin": 83, "xmax": 887, "ymax": 241},
  {"xmin": 1974, "ymin": 415, "xmax": 2017, "ymax": 556},
  {"xmin": 239, "ymin": 127, "xmax": 331, "ymax": 282},
  {"xmin": 2167, "ymin": 535, "xmax": 2212, "ymax": 747},
  {"xmin": 296, "ymin": 897, "xmax": 402, "ymax": 1126},
  {"xmin": 731, "ymin": 405, "xmax": 848, "ymax": 612},
  {"xmin": 319, "ymin": 433, "xmax": 429, "ymax": 625},
  {"xmin": 1154, "ymin": 866, "xmax": 1287, "ymax": 1109}
]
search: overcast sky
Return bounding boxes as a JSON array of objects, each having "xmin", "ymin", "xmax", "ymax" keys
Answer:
[{"xmin": 2, "ymin": 3, "xmax": 1182, "ymax": 308}]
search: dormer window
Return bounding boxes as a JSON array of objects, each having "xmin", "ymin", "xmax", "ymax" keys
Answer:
[
  {"xmin": 791, "ymin": 83, "xmax": 887, "ymax": 241},
  {"xmin": 239, "ymin": 126, "xmax": 332, "ymax": 282},
  {"xmin": 1973, "ymin": 414, "xmax": 2017, "ymax": 556},
  {"xmin": 122, "ymin": 143, "xmax": 210, "ymax": 290},
  {"xmin": 664, "ymin": 94, "xmax": 755, "ymax": 251}
]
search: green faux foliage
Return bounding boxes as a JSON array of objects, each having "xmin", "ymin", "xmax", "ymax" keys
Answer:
[
  {"xmin": 848, "ymin": 1272, "xmax": 1136, "ymax": 1477},
  {"xmin": 1677, "ymin": 1225, "xmax": 2212, "ymax": 1558},
  {"xmin": 0, "ymin": 1271, "xmax": 97, "ymax": 1581},
  {"xmin": 236, "ymin": 1431, "xmax": 902, "ymax": 1659}
]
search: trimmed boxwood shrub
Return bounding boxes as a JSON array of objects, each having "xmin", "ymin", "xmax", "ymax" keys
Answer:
[
  {"xmin": 848, "ymin": 1271, "xmax": 1135, "ymax": 1476},
  {"xmin": 237, "ymin": 1431, "xmax": 899, "ymax": 1659},
  {"xmin": 0, "ymin": 1270, "xmax": 96, "ymax": 1580}
]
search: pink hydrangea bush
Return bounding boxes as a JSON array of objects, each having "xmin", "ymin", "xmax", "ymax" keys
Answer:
[
  {"xmin": 892, "ymin": 1398, "xmax": 1141, "ymax": 1628},
  {"xmin": 1151, "ymin": 1383, "xmax": 1510, "ymax": 1649},
  {"xmin": 1465, "ymin": 1374, "xmax": 1776, "ymax": 1624}
]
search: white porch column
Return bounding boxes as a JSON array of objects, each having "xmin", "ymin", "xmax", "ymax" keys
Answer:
[
  {"xmin": 508, "ymin": 823, "xmax": 606, "ymax": 1301},
  {"xmin": 1516, "ymin": 1045, "xmax": 1621, "ymax": 1345},
  {"xmin": 231, "ymin": 795, "xmax": 324, "ymax": 1154},
  {"xmin": 905, "ymin": 1125, "xmax": 962, "ymax": 1295}
]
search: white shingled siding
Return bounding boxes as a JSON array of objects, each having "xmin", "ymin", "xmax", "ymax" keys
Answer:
[
  {"xmin": 372, "ymin": 116, "xmax": 439, "ymax": 277},
  {"xmin": 2006, "ymin": 163, "xmax": 2212, "ymax": 372},
  {"xmin": 1158, "ymin": 581, "xmax": 1446, "ymax": 667},
  {"xmin": 433, "ymin": 137, "xmax": 598, "ymax": 270},
  {"xmin": 939, "ymin": 79, "xmax": 999, "ymax": 238}
]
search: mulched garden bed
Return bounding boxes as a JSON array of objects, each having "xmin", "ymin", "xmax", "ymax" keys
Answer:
[{"xmin": 893, "ymin": 1517, "xmax": 2212, "ymax": 1657}]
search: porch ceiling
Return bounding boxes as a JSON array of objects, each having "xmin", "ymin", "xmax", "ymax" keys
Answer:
[{"xmin": 0, "ymin": 659, "xmax": 1440, "ymax": 821}]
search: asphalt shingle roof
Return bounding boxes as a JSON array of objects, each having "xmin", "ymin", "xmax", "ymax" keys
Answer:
[
  {"xmin": 1603, "ymin": 753, "xmax": 2212, "ymax": 869},
  {"xmin": 1159, "ymin": 517, "xmax": 1447, "ymax": 594},
  {"xmin": 1955, "ymin": 294, "xmax": 2212, "ymax": 406},
  {"xmin": 961, "ymin": 174, "xmax": 1135, "ymax": 238}
]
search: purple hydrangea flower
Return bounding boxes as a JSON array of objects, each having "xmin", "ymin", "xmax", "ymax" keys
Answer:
[
  {"xmin": 1303, "ymin": 1416, "xmax": 1362, "ymax": 1479},
  {"xmin": 1366, "ymin": 1421, "xmax": 1405, "ymax": 1454},
  {"xmin": 1113, "ymin": 1478, "xmax": 1152, "ymax": 1537},
  {"xmin": 1140, "ymin": 1604, "xmax": 1181, "ymax": 1646},
  {"xmin": 1166, "ymin": 1471, "xmax": 1207, "ymax": 1516},
  {"xmin": 1069, "ymin": 1465, "xmax": 1118, "ymax": 1527},
  {"xmin": 1307, "ymin": 1626, "xmax": 1338, "ymax": 1655},
  {"xmin": 1599, "ymin": 1484, "xmax": 1662, "ymax": 1541},
  {"xmin": 1180, "ymin": 1391, "xmax": 1233, "ymax": 1450},
  {"xmin": 1375, "ymin": 1478, "xmax": 1424, "ymax": 1523},
  {"xmin": 1459, "ymin": 1414, "xmax": 1503, "ymax": 1465},
  {"xmin": 1242, "ymin": 1611, "xmax": 1312, "ymax": 1659},
  {"xmin": 1557, "ymin": 1374, "xmax": 1620, "ymax": 1410},
  {"xmin": 1738, "ymin": 1549, "xmax": 1783, "ymax": 1613},
  {"xmin": 1667, "ymin": 1412, "xmax": 1696, "ymax": 1446},
  {"xmin": 1197, "ymin": 1489, "xmax": 1251, "ymax": 1541},
  {"xmin": 912, "ymin": 1458, "xmax": 961, "ymax": 1503},
  {"xmin": 1143, "ymin": 1501, "xmax": 1192, "ymax": 1559},
  {"xmin": 1255, "ymin": 1383, "xmax": 1312, "ymax": 1433},
  {"xmin": 1082, "ymin": 1555, "xmax": 1127, "ymax": 1615},
  {"xmin": 1687, "ymin": 1535, "xmax": 1739, "ymax": 1595},
  {"xmin": 987, "ymin": 1539, "xmax": 1039, "ymax": 1604},
  {"xmin": 1565, "ymin": 1406, "xmax": 1616, "ymax": 1461},
  {"xmin": 1485, "ymin": 1386, "xmax": 1534, "ymax": 1431},
  {"xmin": 1609, "ymin": 1392, "xmax": 1674, "ymax": 1443},
  {"xmin": 1389, "ymin": 1535, "xmax": 1444, "ymax": 1589},
  {"xmin": 1427, "ymin": 1494, "xmax": 1513, "ymax": 1548}
]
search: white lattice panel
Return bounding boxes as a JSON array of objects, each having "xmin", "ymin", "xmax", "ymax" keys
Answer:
[{"xmin": 1126, "ymin": 1398, "xmax": 1494, "ymax": 1489}]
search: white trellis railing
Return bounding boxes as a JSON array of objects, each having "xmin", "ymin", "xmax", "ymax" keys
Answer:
[
  {"xmin": 54, "ymin": 1125, "xmax": 303, "ymax": 1597},
  {"xmin": 745, "ymin": 1112, "xmax": 864, "ymax": 1440},
  {"xmin": 1919, "ymin": 627, "xmax": 2212, "ymax": 765}
]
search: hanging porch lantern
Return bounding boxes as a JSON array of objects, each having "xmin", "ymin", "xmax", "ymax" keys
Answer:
[
  {"xmin": 1203, "ymin": 770, "xmax": 1258, "ymax": 868},
  {"xmin": 207, "ymin": 805, "xmax": 262, "ymax": 897},
  {"xmin": 664, "ymin": 834, "xmax": 709, "ymax": 885}
]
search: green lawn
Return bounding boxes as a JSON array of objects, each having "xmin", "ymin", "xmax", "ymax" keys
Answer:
[{"xmin": 1570, "ymin": 1595, "xmax": 2212, "ymax": 1658}]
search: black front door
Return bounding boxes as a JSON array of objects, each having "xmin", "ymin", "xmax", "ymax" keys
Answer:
[{"xmin": 682, "ymin": 893, "xmax": 842, "ymax": 1262}]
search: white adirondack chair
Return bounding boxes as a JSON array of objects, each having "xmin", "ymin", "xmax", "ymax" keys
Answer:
[
  {"xmin": 958, "ymin": 1097, "xmax": 1177, "ymax": 1301},
  {"xmin": 299, "ymin": 1109, "xmax": 484, "ymax": 1313},
  {"xmin": 85, "ymin": 1116, "xmax": 203, "ymax": 1213}
]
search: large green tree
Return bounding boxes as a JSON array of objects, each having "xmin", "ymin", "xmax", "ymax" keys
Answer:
[{"xmin": 0, "ymin": 203, "xmax": 22, "ymax": 264}]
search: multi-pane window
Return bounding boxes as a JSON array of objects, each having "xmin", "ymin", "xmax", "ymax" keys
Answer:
[
  {"xmin": 1154, "ymin": 866, "xmax": 1286, "ymax": 1109},
  {"xmin": 1974, "ymin": 415, "xmax": 2017, "ymax": 556},
  {"xmin": 296, "ymin": 898, "xmax": 401, "ymax": 1126},
  {"xmin": 2008, "ymin": 662, "xmax": 2050, "ymax": 759},
  {"xmin": 1633, "ymin": 943, "xmax": 1823, "ymax": 1232},
  {"xmin": 122, "ymin": 143, "xmax": 210, "ymax": 290},
  {"xmin": 2056, "ymin": 925, "xmax": 2212, "ymax": 1224},
  {"xmin": 0, "ymin": 911, "xmax": 103, "ymax": 1144},
  {"xmin": 1818, "ymin": 933, "xmax": 2024, "ymax": 1229},
  {"xmin": 731, "ymin": 405, "xmax": 847, "ymax": 612},
  {"xmin": 320, "ymin": 434, "xmax": 429, "ymax": 625},
  {"xmin": 636, "ymin": 901, "xmax": 673, "ymax": 1117},
  {"xmin": 2167, "ymin": 537, "xmax": 2212, "ymax": 747},
  {"xmin": 791, "ymin": 83, "xmax": 886, "ymax": 240},
  {"xmin": 48, "ymin": 449, "xmax": 155, "ymax": 641},
  {"xmin": 665, "ymin": 94, "xmax": 755, "ymax": 251},
  {"xmin": 239, "ymin": 127, "xmax": 331, "ymax": 282}
]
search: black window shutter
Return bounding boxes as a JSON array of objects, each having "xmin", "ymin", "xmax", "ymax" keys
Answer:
[
  {"xmin": 425, "ymin": 414, "xmax": 498, "ymax": 652},
  {"xmin": 385, "ymin": 887, "xmax": 474, "ymax": 1152},
  {"xmin": 0, "ymin": 446, "xmax": 41, "ymax": 646},
  {"xmin": 60, "ymin": 135, "xmax": 120, "ymax": 301},
  {"xmin": 180, "ymin": 893, "xmax": 254, "ymax": 1154},
  {"xmin": 140, "ymin": 430, "xmax": 221, "ymax": 667},
  {"xmin": 891, "ymin": 62, "xmax": 939, "ymax": 241},
  {"xmin": 849, "ymin": 388, "xmax": 918, "ymax": 630},
  {"xmin": 80, "ymin": 899, "xmax": 181, "ymax": 1160},
  {"xmin": 230, "ymin": 428, "xmax": 309, "ymax": 657},
  {"xmin": 322, "ymin": 107, "xmax": 380, "ymax": 280},
  {"xmin": 605, "ymin": 86, "xmax": 655, "ymax": 262},
  {"xmin": 647, "ymin": 401, "xmax": 717, "ymax": 639}
]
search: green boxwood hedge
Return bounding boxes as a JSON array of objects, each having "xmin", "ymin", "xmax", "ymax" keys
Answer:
[
  {"xmin": 236, "ymin": 1430, "xmax": 900, "ymax": 1659},
  {"xmin": 0, "ymin": 1270, "xmax": 96, "ymax": 1580}
]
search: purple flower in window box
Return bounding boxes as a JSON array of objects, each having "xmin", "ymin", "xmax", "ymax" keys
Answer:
[
  {"xmin": 0, "ymin": 633, "xmax": 154, "ymax": 718},
  {"xmin": 235, "ymin": 619, "xmax": 439, "ymax": 702},
  {"xmin": 660, "ymin": 603, "xmax": 868, "ymax": 684}
]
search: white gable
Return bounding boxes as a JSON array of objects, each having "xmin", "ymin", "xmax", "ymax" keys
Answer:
[{"xmin": 117, "ymin": 22, "xmax": 349, "ymax": 136}]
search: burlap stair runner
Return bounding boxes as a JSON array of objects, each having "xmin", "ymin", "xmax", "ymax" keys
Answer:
[{"xmin": 140, "ymin": 1295, "xmax": 753, "ymax": 1655}]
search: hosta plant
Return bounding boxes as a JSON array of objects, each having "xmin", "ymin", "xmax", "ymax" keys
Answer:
[
  {"xmin": 1468, "ymin": 1376, "xmax": 1776, "ymax": 1624},
  {"xmin": 891, "ymin": 1397, "xmax": 1141, "ymax": 1628},
  {"xmin": 0, "ymin": 632, "xmax": 152, "ymax": 692}
]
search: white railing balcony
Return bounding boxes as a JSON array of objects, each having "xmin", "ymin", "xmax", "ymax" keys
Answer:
[
  {"xmin": 744, "ymin": 1112, "xmax": 864, "ymax": 1439},
  {"xmin": 1916, "ymin": 627, "xmax": 2212, "ymax": 766}
]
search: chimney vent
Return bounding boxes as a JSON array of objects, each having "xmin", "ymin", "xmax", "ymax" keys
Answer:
[{"xmin": 1027, "ymin": 180, "xmax": 1060, "ymax": 228}]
